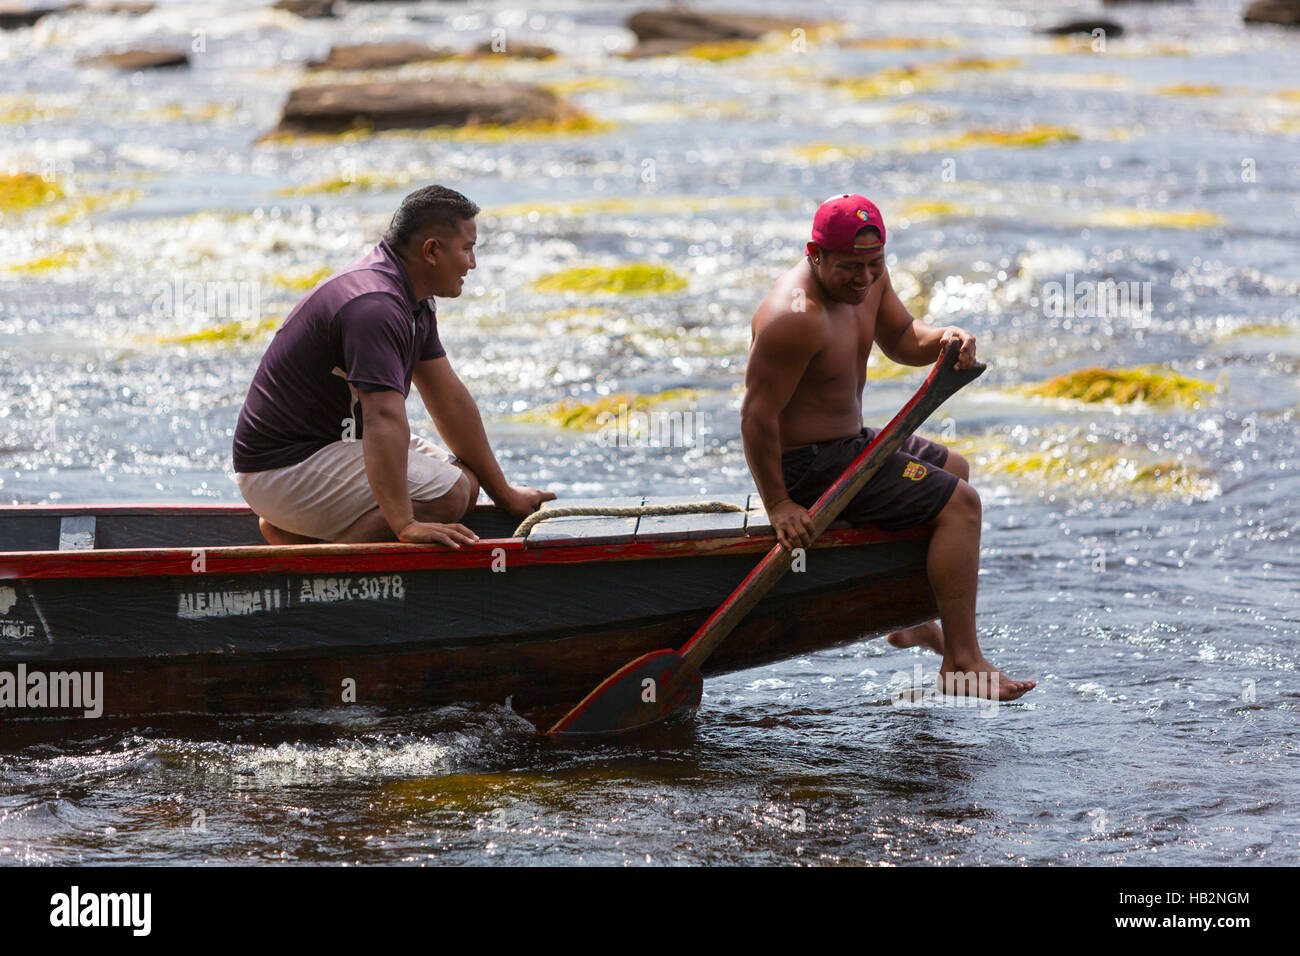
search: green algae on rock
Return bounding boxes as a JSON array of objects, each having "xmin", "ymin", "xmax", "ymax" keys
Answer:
[
  {"xmin": 275, "ymin": 173, "xmax": 416, "ymax": 197},
  {"xmin": 153, "ymin": 317, "xmax": 281, "ymax": 346},
  {"xmin": 832, "ymin": 56, "xmax": 1019, "ymax": 99},
  {"xmin": 531, "ymin": 263, "xmax": 688, "ymax": 296},
  {"xmin": 48, "ymin": 189, "xmax": 141, "ymax": 225},
  {"xmin": 867, "ymin": 352, "xmax": 923, "ymax": 381},
  {"xmin": 1, "ymin": 250, "xmax": 76, "ymax": 275},
  {"xmin": 1, "ymin": 172, "xmax": 65, "ymax": 215},
  {"xmin": 949, "ymin": 434, "xmax": 1219, "ymax": 500},
  {"xmin": 1022, "ymin": 366, "xmax": 1218, "ymax": 407},
  {"xmin": 509, "ymin": 388, "xmax": 701, "ymax": 431},
  {"xmin": 271, "ymin": 266, "xmax": 334, "ymax": 290},
  {"xmin": 261, "ymin": 110, "xmax": 613, "ymax": 147},
  {"xmin": 905, "ymin": 124, "xmax": 1079, "ymax": 152},
  {"xmin": 1220, "ymin": 321, "xmax": 1296, "ymax": 339},
  {"xmin": 1079, "ymin": 207, "xmax": 1225, "ymax": 229},
  {"xmin": 486, "ymin": 194, "xmax": 771, "ymax": 220}
]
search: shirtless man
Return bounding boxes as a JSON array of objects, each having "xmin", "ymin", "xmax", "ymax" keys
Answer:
[
  {"xmin": 233, "ymin": 184, "xmax": 553, "ymax": 546},
  {"xmin": 741, "ymin": 194, "xmax": 1034, "ymax": 701}
]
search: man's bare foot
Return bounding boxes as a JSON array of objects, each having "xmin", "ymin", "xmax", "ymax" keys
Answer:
[
  {"xmin": 887, "ymin": 620, "xmax": 945, "ymax": 655},
  {"xmin": 938, "ymin": 657, "xmax": 1036, "ymax": 702},
  {"xmin": 259, "ymin": 518, "xmax": 321, "ymax": 546}
]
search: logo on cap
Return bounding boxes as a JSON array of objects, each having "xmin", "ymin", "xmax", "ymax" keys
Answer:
[{"xmin": 811, "ymin": 194, "xmax": 887, "ymax": 253}]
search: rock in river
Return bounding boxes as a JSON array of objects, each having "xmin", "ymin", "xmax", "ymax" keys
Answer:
[
  {"xmin": 0, "ymin": 4, "xmax": 59, "ymax": 29},
  {"xmin": 308, "ymin": 42, "xmax": 455, "ymax": 70},
  {"xmin": 80, "ymin": 48, "xmax": 190, "ymax": 69},
  {"xmin": 1041, "ymin": 19, "xmax": 1124, "ymax": 37},
  {"xmin": 271, "ymin": 79, "xmax": 571, "ymax": 136},
  {"xmin": 273, "ymin": 0, "xmax": 336, "ymax": 17},
  {"xmin": 66, "ymin": 1, "xmax": 156, "ymax": 12},
  {"xmin": 623, "ymin": 8, "xmax": 815, "ymax": 56},
  {"xmin": 627, "ymin": 8, "xmax": 810, "ymax": 42},
  {"xmin": 1243, "ymin": 0, "xmax": 1300, "ymax": 25},
  {"xmin": 471, "ymin": 40, "xmax": 556, "ymax": 59}
]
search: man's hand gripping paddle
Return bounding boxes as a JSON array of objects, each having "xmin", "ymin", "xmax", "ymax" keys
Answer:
[{"xmin": 547, "ymin": 340, "xmax": 986, "ymax": 737}]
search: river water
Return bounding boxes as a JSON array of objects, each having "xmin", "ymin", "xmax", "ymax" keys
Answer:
[{"xmin": 1, "ymin": 0, "xmax": 1297, "ymax": 864}]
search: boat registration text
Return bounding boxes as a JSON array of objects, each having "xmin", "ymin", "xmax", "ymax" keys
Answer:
[{"xmin": 177, "ymin": 575, "xmax": 406, "ymax": 620}]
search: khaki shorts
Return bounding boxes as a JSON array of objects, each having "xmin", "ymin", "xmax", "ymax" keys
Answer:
[{"xmin": 234, "ymin": 436, "xmax": 463, "ymax": 541}]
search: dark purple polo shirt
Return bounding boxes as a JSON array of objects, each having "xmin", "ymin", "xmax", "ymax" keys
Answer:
[{"xmin": 233, "ymin": 240, "xmax": 446, "ymax": 473}]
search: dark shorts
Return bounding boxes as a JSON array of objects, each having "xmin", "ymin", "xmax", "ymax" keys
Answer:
[{"xmin": 781, "ymin": 427, "xmax": 959, "ymax": 532}]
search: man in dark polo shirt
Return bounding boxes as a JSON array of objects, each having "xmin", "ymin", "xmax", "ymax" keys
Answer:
[{"xmin": 233, "ymin": 184, "xmax": 553, "ymax": 547}]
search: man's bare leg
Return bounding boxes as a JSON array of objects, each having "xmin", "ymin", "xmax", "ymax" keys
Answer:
[
  {"xmin": 886, "ymin": 620, "xmax": 945, "ymax": 653},
  {"xmin": 333, "ymin": 463, "xmax": 480, "ymax": 544},
  {"xmin": 886, "ymin": 447, "xmax": 969, "ymax": 656},
  {"xmin": 259, "ymin": 519, "xmax": 321, "ymax": 546},
  {"xmin": 928, "ymin": 480, "xmax": 1035, "ymax": 701}
]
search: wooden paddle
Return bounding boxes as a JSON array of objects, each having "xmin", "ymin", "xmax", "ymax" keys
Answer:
[{"xmin": 547, "ymin": 339, "xmax": 986, "ymax": 737}]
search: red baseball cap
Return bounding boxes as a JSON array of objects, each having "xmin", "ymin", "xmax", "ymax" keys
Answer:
[{"xmin": 809, "ymin": 194, "xmax": 886, "ymax": 254}]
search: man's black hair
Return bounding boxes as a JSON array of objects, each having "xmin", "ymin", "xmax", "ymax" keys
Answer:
[{"xmin": 384, "ymin": 185, "xmax": 479, "ymax": 252}]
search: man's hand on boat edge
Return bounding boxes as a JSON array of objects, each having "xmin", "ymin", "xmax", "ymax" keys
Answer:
[
  {"xmin": 769, "ymin": 498, "xmax": 815, "ymax": 551},
  {"xmin": 395, "ymin": 485, "xmax": 553, "ymax": 547},
  {"xmin": 397, "ymin": 519, "xmax": 479, "ymax": 548},
  {"xmin": 494, "ymin": 485, "xmax": 556, "ymax": 520}
]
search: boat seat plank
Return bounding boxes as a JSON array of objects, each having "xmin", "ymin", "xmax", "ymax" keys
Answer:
[
  {"xmin": 635, "ymin": 494, "xmax": 750, "ymax": 540},
  {"xmin": 525, "ymin": 496, "xmax": 644, "ymax": 547},
  {"xmin": 744, "ymin": 494, "xmax": 772, "ymax": 536},
  {"xmin": 58, "ymin": 515, "xmax": 96, "ymax": 551}
]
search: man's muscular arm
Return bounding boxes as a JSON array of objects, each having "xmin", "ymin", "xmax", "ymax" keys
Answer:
[
  {"xmin": 412, "ymin": 357, "xmax": 554, "ymax": 519},
  {"xmin": 875, "ymin": 268, "xmax": 978, "ymax": 369},
  {"xmin": 356, "ymin": 387, "xmax": 477, "ymax": 547},
  {"xmin": 741, "ymin": 310, "xmax": 823, "ymax": 551}
]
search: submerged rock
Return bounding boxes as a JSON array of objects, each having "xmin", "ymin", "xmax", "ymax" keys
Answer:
[
  {"xmin": 471, "ymin": 40, "xmax": 556, "ymax": 59},
  {"xmin": 627, "ymin": 9, "xmax": 808, "ymax": 42},
  {"xmin": 1041, "ymin": 19, "xmax": 1124, "ymax": 36},
  {"xmin": 66, "ymin": 1, "xmax": 155, "ymax": 12},
  {"xmin": 1243, "ymin": 0, "xmax": 1300, "ymax": 25},
  {"xmin": 272, "ymin": 0, "xmax": 336, "ymax": 17},
  {"xmin": 270, "ymin": 79, "xmax": 572, "ymax": 136},
  {"xmin": 0, "ymin": 5, "xmax": 59, "ymax": 29},
  {"xmin": 623, "ymin": 8, "xmax": 815, "ymax": 57},
  {"xmin": 81, "ymin": 48, "xmax": 190, "ymax": 70},
  {"xmin": 308, "ymin": 43, "xmax": 455, "ymax": 70}
]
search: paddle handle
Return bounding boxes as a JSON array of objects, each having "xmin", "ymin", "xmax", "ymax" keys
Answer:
[{"xmin": 679, "ymin": 340, "xmax": 984, "ymax": 672}]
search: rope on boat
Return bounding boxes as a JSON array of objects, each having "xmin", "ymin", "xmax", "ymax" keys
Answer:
[{"xmin": 513, "ymin": 501, "xmax": 746, "ymax": 538}]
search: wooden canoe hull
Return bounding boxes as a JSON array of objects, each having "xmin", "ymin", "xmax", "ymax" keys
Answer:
[
  {"xmin": 0, "ymin": 504, "xmax": 937, "ymax": 729},
  {"xmin": 0, "ymin": 568, "xmax": 935, "ymax": 728}
]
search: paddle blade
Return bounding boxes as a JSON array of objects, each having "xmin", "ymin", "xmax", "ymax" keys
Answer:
[{"xmin": 547, "ymin": 649, "xmax": 703, "ymax": 737}]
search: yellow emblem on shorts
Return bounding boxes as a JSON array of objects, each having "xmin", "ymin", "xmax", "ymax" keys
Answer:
[{"xmin": 903, "ymin": 462, "xmax": 927, "ymax": 481}]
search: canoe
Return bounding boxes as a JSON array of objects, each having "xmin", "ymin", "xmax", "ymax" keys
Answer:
[{"xmin": 0, "ymin": 497, "xmax": 937, "ymax": 730}]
